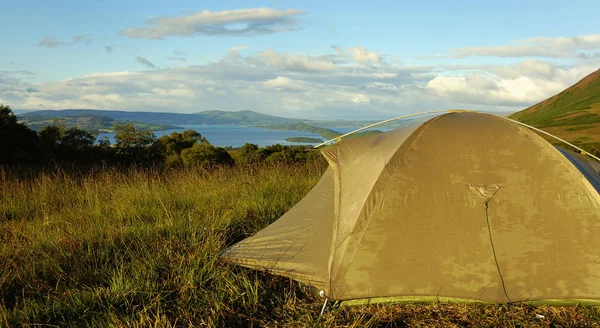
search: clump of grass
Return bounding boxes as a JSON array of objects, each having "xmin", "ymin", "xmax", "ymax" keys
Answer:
[{"xmin": 1, "ymin": 163, "xmax": 600, "ymax": 327}]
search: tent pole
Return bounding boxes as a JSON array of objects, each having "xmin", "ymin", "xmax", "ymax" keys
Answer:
[
  {"xmin": 314, "ymin": 109, "xmax": 460, "ymax": 148},
  {"xmin": 500, "ymin": 117, "xmax": 600, "ymax": 163},
  {"xmin": 315, "ymin": 109, "xmax": 600, "ymax": 164}
]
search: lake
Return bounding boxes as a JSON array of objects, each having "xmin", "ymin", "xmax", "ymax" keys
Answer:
[{"xmin": 97, "ymin": 125, "xmax": 327, "ymax": 148}]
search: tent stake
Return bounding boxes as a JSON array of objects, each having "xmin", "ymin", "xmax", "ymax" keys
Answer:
[{"xmin": 319, "ymin": 297, "xmax": 329, "ymax": 317}]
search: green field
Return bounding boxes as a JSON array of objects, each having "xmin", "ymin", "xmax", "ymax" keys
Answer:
[{"xmin": 2, "ymin": 164, "xmax": 600, "ymax": 327}]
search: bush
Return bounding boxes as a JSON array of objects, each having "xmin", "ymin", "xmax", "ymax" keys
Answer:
[{"xmin": 181, "ymin": 143, "xmax": 234, "ymax": 168}]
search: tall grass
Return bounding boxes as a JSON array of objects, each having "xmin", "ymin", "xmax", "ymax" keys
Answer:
[{"xmin": 1, "ymin": 163, "xmax": 599, "ymax": 327}]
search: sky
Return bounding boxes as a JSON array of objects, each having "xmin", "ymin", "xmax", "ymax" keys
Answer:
[{"xmin": 1, "ymin": 0, "xmax": 600, "ymax": 119}]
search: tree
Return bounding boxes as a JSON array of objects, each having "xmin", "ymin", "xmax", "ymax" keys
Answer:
[
  {"xmin": 62, "ymin": 127, "xmax": 97, "ymax": 151},
  {"xmin": 113, "ymin": 123, "xmax": 158, "ymax": 163},
  {"xmin": 39, "ymin": 125, "xmax": 64, "ymax": 150},
  {"xmin": 0, "ymin": 104, "xmax": 41, "ymax": 165},
  {"xmin": 114, "ymin": 123, "xmax": 156, "ymax": 150},
  {"xmin": 0, "ymin": 104, "xmax": 18, "ymax": 127},
  {"xmin": 234, "ymin": 143, "xmax": 261, "ymax": 165},
  {"xmin": 38, "ymin": 125, "xmax": 97, "ymax": 161},
  {"xmin": 181, "ymin": 143, "xmax": 234, "ymax": 168},
  {"xmin": 156, "ymin": 130, "xmax": 209, "ymax": 167}
]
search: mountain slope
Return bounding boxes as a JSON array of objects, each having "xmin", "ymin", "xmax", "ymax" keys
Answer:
[{"xmin": 509, "ymin": 68, "xmax": 600, "ymax": 146}]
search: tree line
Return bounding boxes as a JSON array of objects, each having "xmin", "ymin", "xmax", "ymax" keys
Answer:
[{"xmin": 1, "ymin": 104, "xmax": 323, "ymax": 169}]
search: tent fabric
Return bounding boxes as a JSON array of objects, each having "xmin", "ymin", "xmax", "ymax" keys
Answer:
[{"xmin": 221, "ymin": 112, "xmax": 600, "ymax": 304}]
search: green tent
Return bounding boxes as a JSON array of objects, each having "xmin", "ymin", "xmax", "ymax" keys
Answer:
[{"xmin": 221, "ymin": 112, "xmax": 600, "ymax": 304}]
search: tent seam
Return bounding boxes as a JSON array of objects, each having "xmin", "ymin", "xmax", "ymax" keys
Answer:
[{"xmin": 484, "ymin": 198, "xmax": 512, "ymax": 302}]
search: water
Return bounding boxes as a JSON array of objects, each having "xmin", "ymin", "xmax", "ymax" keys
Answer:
[{"xmin": 97, "ymin": 125, "xmax": 326, "ymax": 148}]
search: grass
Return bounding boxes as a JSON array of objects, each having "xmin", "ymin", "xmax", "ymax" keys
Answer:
[{"xmin": 1, "ymin": 163, "xmax": 600, "ymax": 327}]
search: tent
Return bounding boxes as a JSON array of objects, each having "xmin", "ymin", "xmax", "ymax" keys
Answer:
[{"xmin": 221, "ymin": 112, "xmax": 600, "ymax": 304}]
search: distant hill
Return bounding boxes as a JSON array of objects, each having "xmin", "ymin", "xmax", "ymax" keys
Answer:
[
  {"xmin": 17, "ymin": 114, "xmax": 179, "ymax": 132},
  {"xmin": 265, "ymin": 123, "xmax": 342, "ymax": 140},
  {"xmin": 19, "ymin": 109, "xmax": 304, "ymax": 126},
  {"xmin": 509, "ymin": 69, "xmax": 600, "ymax": 150}
]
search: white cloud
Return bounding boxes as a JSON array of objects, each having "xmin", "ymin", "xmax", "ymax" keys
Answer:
[
  {"xmin": 365, "ymin": 82, "xmax": 398, "ymax": 92},
  {"xmin": 426, "ymin": 61, "xmax": 596, "ymax": 107},
  {"xmin": 122, "ymin": 8, "xmax": 305, "ymax": 39},
  {"xmin": 227, "ymin": 46, "xmax": 249, "ymax": 60},
  {"xmin": 39, "ymin": 36, "xmax": 90, "ymax": 48},
  {"xmin": 372, "ymin": 73, "xmax": 397, "ymax": 79},
  {"xmin": 523, "ymin": 35, "xmax": 600, "ymax": 50},
  {"xmin": 261, "ymin": 76, "xmax": 307, "ymax": 91},
  {"xmin": 83, "ymin": 71, "xmax": 138, "ymax": 78},
  {"xmin": 330, "ymin": 45, "xmax": 383, "ymax": 65},
  {"xmin": 351, "ymin": 93, "xmax": 371, "ymax": 103},
  {"xmin": 451, "ymin": 34, "xmax": 600, "ymax": 58},
  {"xmin": 250, "ymin": 49, "xmax": 333, "ymax": 72},
  {"xmin": 136, "ymin": 56, "xmax": 157, "ymax": 69},
  {"xmin": 346, "ymin": 46, "xmax": 382, "ymax": 65}
]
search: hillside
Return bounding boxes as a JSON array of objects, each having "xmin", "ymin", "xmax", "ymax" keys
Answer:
[
  {"xmin": 509, "ymin": 69, "xmax": 600, "ymax": 149},
  {"xmin": 17, "ymin": 114, "xmax": 179, "ymax": 132},
  {"xmin": 19, "ymin": 109, "xmax": 304, "ymax": 126}
]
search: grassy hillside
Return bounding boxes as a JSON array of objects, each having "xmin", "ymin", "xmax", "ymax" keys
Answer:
[
  {"xmin": 2, "ymin": 164, "xmax": 599, "ymax": 326},
  {"xmin": 509, "ymin": 68, "xmax": 600, "ymax": 153}
]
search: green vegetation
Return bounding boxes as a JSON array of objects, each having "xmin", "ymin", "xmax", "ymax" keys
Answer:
[
  {"xmin": 285, "ymin": 137, "xmax": 324, "ymax": 143},
  {"xmin": 565, "ymin": 125, "xmax": 596, "ymax": 132},
  {"xmin": 232, "ymin": 143, "xmax": 323, "ymax": 166},
  {"xmin": 2, "ymin": 164, "xmax": 600, "ymax": 326}
]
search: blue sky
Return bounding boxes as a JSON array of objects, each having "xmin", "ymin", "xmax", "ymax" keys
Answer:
[{"xmin": 1, "ymin": 0, "xmax": 600, "ymax": 118}]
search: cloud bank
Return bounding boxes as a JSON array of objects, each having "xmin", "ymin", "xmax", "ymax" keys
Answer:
[
  {"xmin": 6, "ymin": 35, "xmax": 600, "ymax": 118},
  {"xmin": 452, "ymin": 34, "xmax": 600, "ymax": 58}
]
